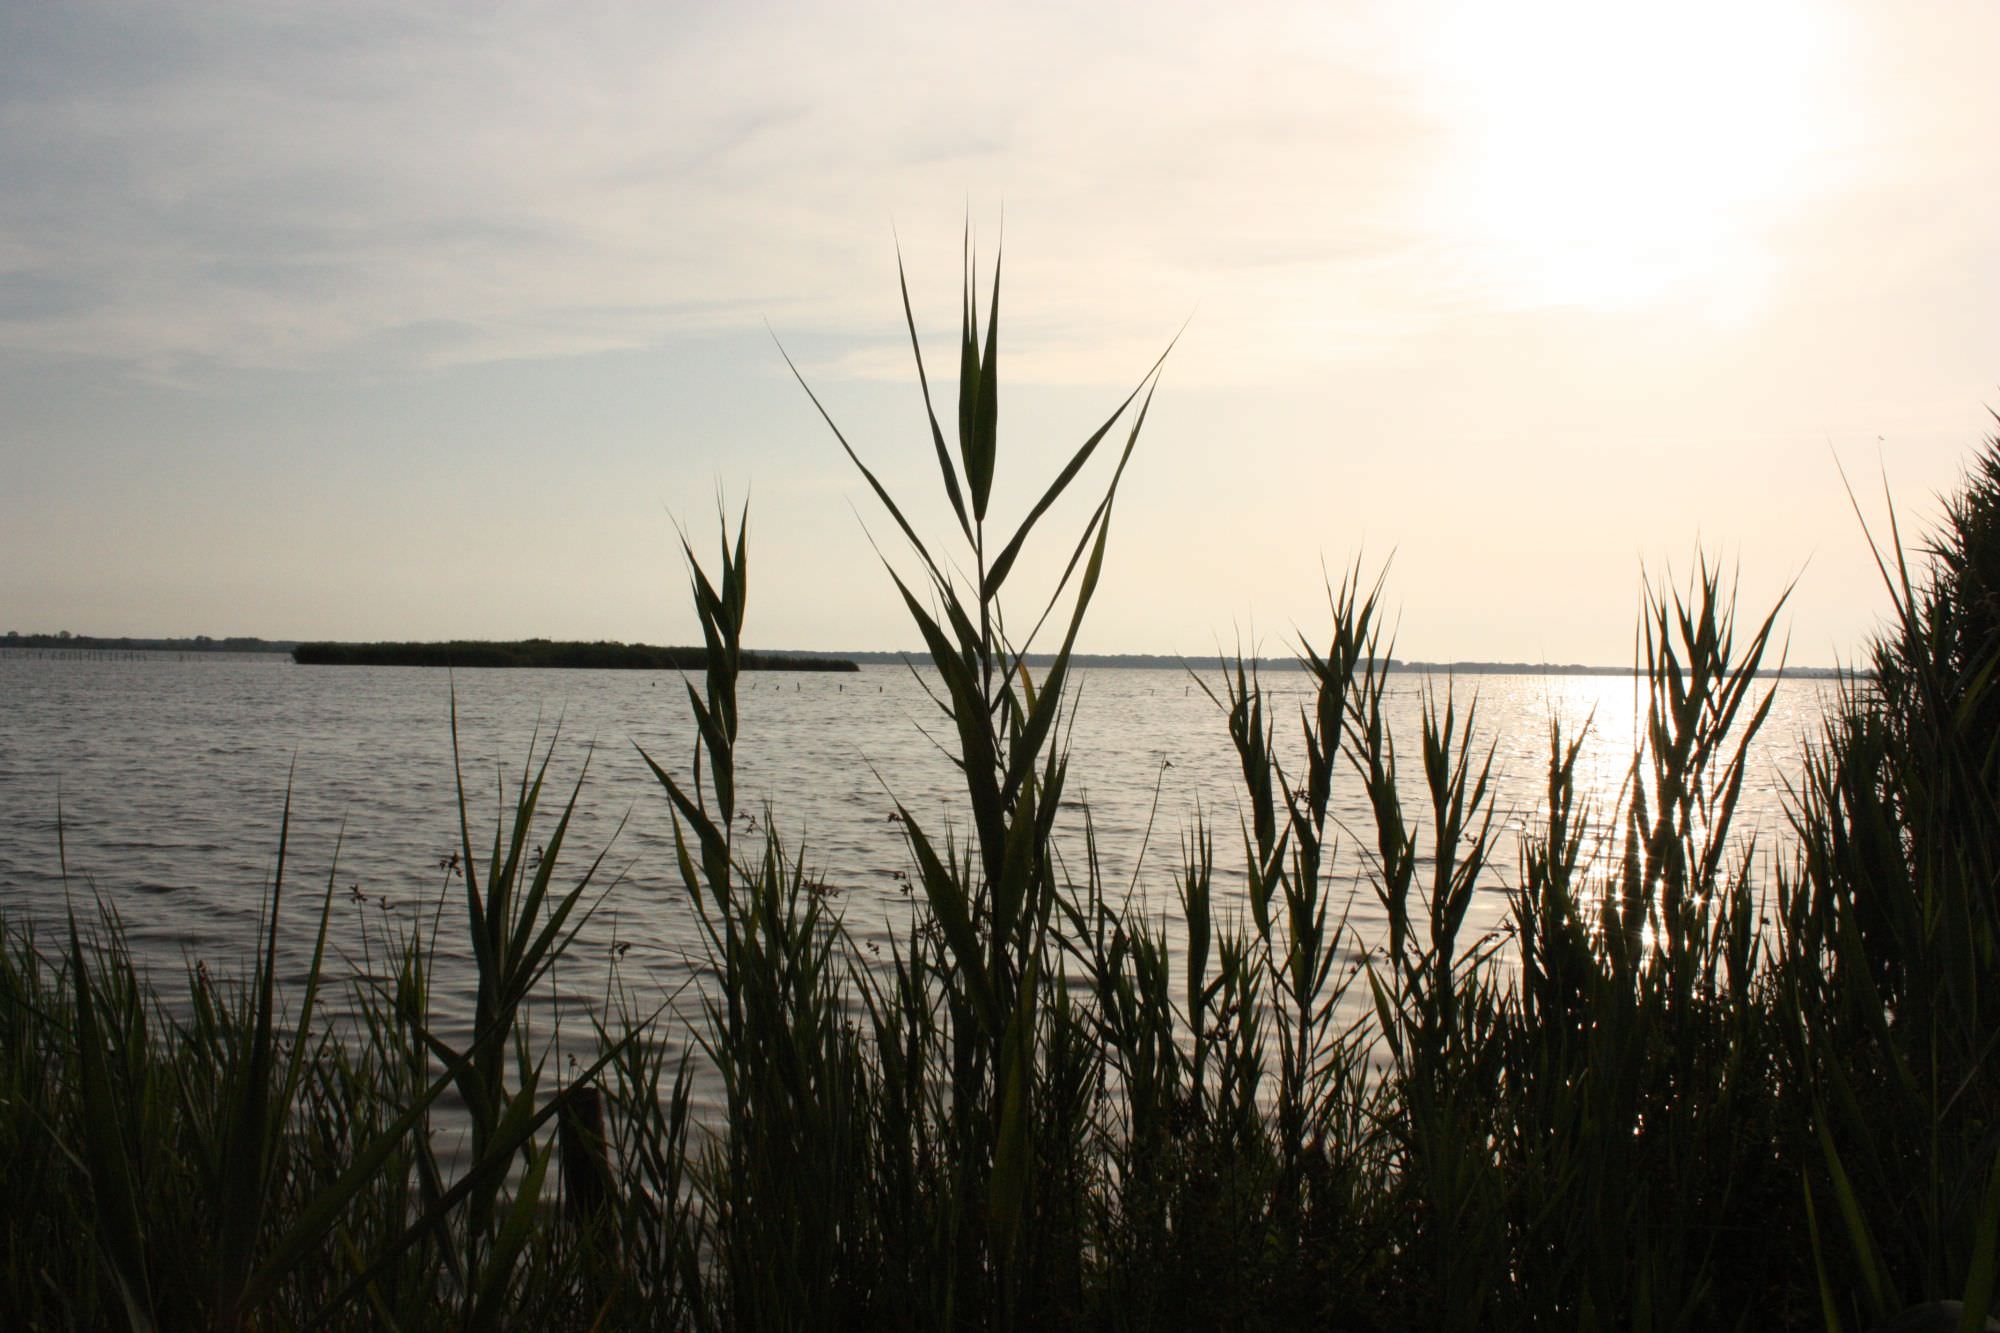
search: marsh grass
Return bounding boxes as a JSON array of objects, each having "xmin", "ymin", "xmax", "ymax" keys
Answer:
[{"xmin": 4, "ymin": 257, "xmax": 1998, "ymax": 1330}]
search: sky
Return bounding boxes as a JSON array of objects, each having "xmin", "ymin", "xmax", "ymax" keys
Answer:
[{"xmin": 3, "ymin": 1, "xmax": 1997, "ymax": 667}]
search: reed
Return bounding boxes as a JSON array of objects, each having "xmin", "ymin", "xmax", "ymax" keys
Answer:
[{"xmin": 3, "ymin": 252, "xmax": 1997, "ymax": 1329}]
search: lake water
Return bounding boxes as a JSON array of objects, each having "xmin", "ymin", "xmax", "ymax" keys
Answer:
[{"xmin": 0, "ymin": 651, "xmax": 1834, "ymax": 1086}]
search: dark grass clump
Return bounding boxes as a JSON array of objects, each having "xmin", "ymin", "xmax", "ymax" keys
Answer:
[
  {"xmin": 4, "ymin": 252, "xmax": 1998, "ymax": 1330},
  {"xmin": 1781, "ymin": 429, "xmax": 2000, "ymax": 1332}
]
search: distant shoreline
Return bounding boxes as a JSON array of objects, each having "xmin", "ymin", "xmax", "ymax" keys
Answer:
[
  {"xmin": 2, "ymin": 633, "xmax": 297, "ymax": 653},
  {"xmin": 0, "ymin": 635, "xmax": 1845, "ymax": 679},
  {"xmin": 290, "ymin": 641, "xmax": 859, "ymax": 671}
]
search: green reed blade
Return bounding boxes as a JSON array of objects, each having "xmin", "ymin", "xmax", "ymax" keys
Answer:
[
  {"xmin": 964, "ymin": 239, "xmax": 1000, "ymax": 522},
  {"xmin": 984, "ymin": 338, "xmax": 1175, "ymax": 602},
  {"xmin": 895, "ymin": 241, "xmax": 973, "ymax": 543},
  {"xmin": 1002, "ymin": 511, "xmax": 1111, "ymax": 808},
  {"xmin": 774, "ymin": 334, "xmax": 947, "ymax": 591},
  {"xmin": 65, "ymin": 913, "xmax": 157, "ymax": 1333},
  {"xmin": 899, "ymin": 807, "xmax": 1000, "ymax": 1034},
  {"xmin": 957, "ymin": 225, "xmax": 980, "ymax": 516},
  {"xmin": 1816, "ymin": 1113, "xmax": 1893, "ymax": 1320},
  {"xmin": 1000, "ymin": 378, "xmax": 1157, "ymax": 664}
]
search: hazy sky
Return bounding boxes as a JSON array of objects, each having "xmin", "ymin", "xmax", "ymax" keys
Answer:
[{"xmin": 3, "ymin": 1, "xmax": 1996, "ymax": 666}]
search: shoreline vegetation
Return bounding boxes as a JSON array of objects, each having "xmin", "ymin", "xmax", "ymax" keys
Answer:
[
  {"xmin": 2, "ymin": 632, "xmax": 1843, "ymax": 678},
  {"xmin": 289, "ymin": 640, "xmax": 859, "ymax": 671},
  {"xmin": 4, "ymin": 252, "xmax": 1996, "ymax": 1330},
  {"xmin": 2, "ymin": 632, "xmax": 298, "ymax": 653}
]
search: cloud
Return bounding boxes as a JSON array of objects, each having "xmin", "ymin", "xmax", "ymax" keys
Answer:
[
  {"xmin": 1, "ymin": 0, "xmax": 1993, "ymax": 407},
  {"xmin": 0, "ymin": 0, "xmax": 1441, "ymax": 381}
]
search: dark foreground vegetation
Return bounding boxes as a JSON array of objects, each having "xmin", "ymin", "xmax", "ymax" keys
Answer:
[
  {"xmin": 5, "ymin": 258, "xmax": 1999, "ymax": 1331},
  {"xmin": 292, "ymin": 640, "xmax": 857, "ymax": 671}
]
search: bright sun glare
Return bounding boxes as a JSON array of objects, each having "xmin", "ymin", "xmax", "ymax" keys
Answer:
[{"xmin": 1418, "ymin": 1, "xmax": 1832, "ymax": 314}]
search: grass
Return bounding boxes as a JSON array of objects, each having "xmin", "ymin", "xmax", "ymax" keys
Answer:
[{"xmin": 4, "ymin": 252, "xmax": 1998, "ymax": 1329}]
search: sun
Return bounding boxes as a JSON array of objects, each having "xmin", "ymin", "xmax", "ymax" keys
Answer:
[{"xmin": 1413, "ymin": 0, "xmax": 1835, "ymax": 314}]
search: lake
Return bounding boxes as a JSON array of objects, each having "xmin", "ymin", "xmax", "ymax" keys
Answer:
[{"xmin": 0, "ymin": 651, "xmax": 1835, "ymax": 1086}]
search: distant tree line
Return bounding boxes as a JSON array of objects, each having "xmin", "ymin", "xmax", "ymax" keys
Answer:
[
  {"xmin": 290, "ymin": 639, "xmax": 858, "ymax": 671},
  {"xmin": 1, "ymin": 632, "xmax": 293, "ymax": 653}
]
